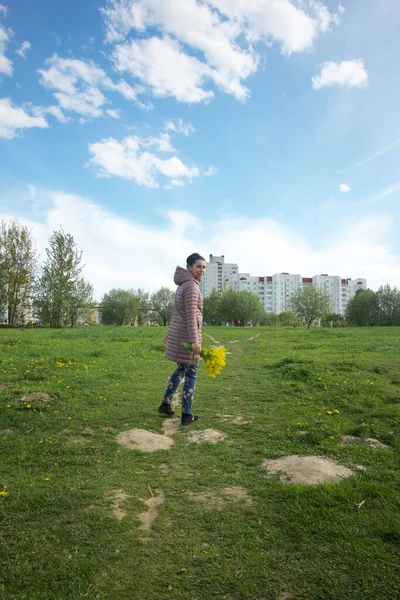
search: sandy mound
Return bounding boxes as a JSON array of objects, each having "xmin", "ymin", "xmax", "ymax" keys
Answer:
[
  {"xmin": 341, "ymin": 435, "xmax": 390, "ymax": 450},
  {"xmin": 186, "ymin": 486, "xmax": 253, "ymax": 511},
  {"xmin": 67, "ymin": 436, "xmax": 91, "ymax": 446},
  {"xmin": 218, "ymin": 414, "xmax": 248, "ymax": 425},
  {"xmin": 105, "ymin": 489, "xmax": 129, "ymax": 520},
  {"xmin": 117, "ymin": 429, "xmax": 174, "ymax": 452},
  {"xmin": 263, "ymin": 455, "xmax": 354, "ymax": 485},
  {"xmin": 22, "ymin": 392, "xmax": 52, "ymax": 403},
  {"xmin": 138, "ymin": 489, "xmax": 165, "ymax": 533},
  {"xmin": 187, "ymin": 429, "xmax": 227, "ymax": 444},
  {"xmin": 162, "ymin": 419, "xmax": 180, "ymax": 436}
]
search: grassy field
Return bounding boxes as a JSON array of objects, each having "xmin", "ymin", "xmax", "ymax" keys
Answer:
[{"xmin": 1, "ymin": 325, "xmax": 400, "ymax": 600}]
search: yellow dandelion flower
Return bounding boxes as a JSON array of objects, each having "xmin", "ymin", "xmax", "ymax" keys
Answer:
[{"xmin": 327, "ymin": 410, "xmax": 333, "ymax": 415}]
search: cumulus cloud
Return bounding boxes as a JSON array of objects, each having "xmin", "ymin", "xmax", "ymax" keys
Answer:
[
  {"xmin": 204, "ymin": 165, "xmax": 218, "ymax": 176},
  {"xmin": 106, "ymin": 108, "xmax": 121, "ymax": 119},
  {"xmin": 0, "ymin": 4, "xmax": 8, "ymax": 16},
  {"xmin": 102, "ymin": 0, "xmax": 340, "ymax": 103},
  {"xmin": 164, "ymin": 118, "xmax": 195, "ymax": 136},
  {"xmin": 312, "ymin": 59, "xmax": 368, "ymax": 90},
  {"xmin": 1, "ymin": 188, "xmax": 399, "ymax": 297},
  {"xmin": 87, "ymin": 133, "xmax": 199, "ymax": 187},
  {"xmin": 0, "ymin": 97, "xmax": 48, "ymax": 138},
  {"xmin": 16, "ymin": 40, "xmax": 31, "ymax": 58},
  {"xmin": 38, "ymin": 54, "xmax": 144, "ymax": 118},
  {"xmin": 339, "ymin": 183, "xmax": 351, "ymax": 192},
  {"xmin": 0, "ymin": 22, "xmax": 13, "ymax": 76}
]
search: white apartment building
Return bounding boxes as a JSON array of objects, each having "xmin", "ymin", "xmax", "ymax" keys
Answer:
[
  {"xmin": 200, "ymin": 255, "xmax": 239, "ymax": 297},
  {"xmin": 201, "ymin": 255, "xmax": 366, "ymax": 316}
]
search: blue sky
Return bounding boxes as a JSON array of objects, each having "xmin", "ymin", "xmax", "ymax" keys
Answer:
[{"xmin": 0, "ymin": 0, "xmax": 399, "ymax": 299}]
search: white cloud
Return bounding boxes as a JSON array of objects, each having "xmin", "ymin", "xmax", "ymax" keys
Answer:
[
  {"xmin": 32, "ymin": 104, "xmax": 69, "ymax": 123},
  {"xmin": 0, "ymin": 4, "xmax": 7, "ymax": 16},
  {"xmin": 112, "ymin": 36, "xmax": 215, "ymax": 104},
  {"xmin": 0, "ymin": 97, "xmax": 48, "ymax": 139},
  {"xmin": 204, "ymin": 165, "xmax": 218, "ymax": 176},
  {"xmin": 164, "ymin": 118, "xmax": 195, "ymax": 136},
  {"xmin": 0, "ymin": 23, "xmax": 12, "ymax": 75},
  {"xmin": 103, "ymin": 0, "xmax": 339, "ymax": 103},
  {"xmin": 106, "ymin": 108, "xmax": 121, "ymax": 119},
  {"xmin": 87, "ymin": 134, "xmax": 199, "ymax": 187},
  {"xmin": 1, "ymin": 189, "xmax": 399, "ymax": 297},
  {"xmin": 312, "ymin": 60, "xmax": 368, "ymax": 90},
  {"xmin": 38, "ymin": 54, "xmax": 143, "ymax": 118},
  {"xmin": 339, "ymin": 183, "xmax": 351, "ymax": 192},
  {"xmin": 16, "ymin": 40, "xmax": 31, "ymax": 58}
]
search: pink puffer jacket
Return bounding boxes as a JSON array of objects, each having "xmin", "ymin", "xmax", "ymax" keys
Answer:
[{"xmin": 165, "ymin": 266, "xmax": 203, "ymax": 365}]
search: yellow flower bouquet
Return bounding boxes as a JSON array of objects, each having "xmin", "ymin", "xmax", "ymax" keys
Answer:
[{"xmin": 183, "ymin": 342, "xmax": 227, "ymax": 378}]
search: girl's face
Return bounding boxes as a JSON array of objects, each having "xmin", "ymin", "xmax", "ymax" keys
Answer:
[{"xmin": 189, "ymin": 260, "xmax": 206, "ymax": 281}]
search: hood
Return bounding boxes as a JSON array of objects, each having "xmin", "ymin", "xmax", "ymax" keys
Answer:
[{"xmin": 173, "ymin": 266, "xmax": 198, "ymax": 286}]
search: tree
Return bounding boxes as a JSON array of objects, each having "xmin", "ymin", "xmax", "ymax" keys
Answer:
[
  {"xmin": 377, "ymin": 284, "xmax": 400, "ymax": 326},
  {"xmin": 151, "ymin": 287, "xmax": 175, "ymax": 326},
  {"xmin": 346, "ymin": 288, "xmax": 380, "ymax": 326},
  {"xmin": 135, "ymin": 289, "xmax": 150, "ymax": 326},
  {"xmin": 219, "ymin": 289, "xmax": 264, "ymax": 325},
  {"xmin": 290, "ymin": 285, "xmax": 331, "ymax": 328},
  {"xmin": 203, "ymin": 289, "xmax": 222, "ymax": 325},
  {"xmin": 34, "ymin": 229, "xmax": 89, "ymax": 327},
  {"xmin": 100, "ymin": 289, "xmax": 139, "ymax": 325},
  {"xmin": 0, "ymin": 220, "xmax": 37, "ymax": 326},
  {"xmin": 64, "ymin": 279, "xmax": 94, "ymax": 327},
  {"xmin": 278, "ymin": 311, "xmax": 298, "ymax": 326}
]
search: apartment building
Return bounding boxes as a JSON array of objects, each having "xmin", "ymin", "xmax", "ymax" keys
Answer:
[
  {"xmin": 200, "ymin": 255, "xmax": 366, "ymax": 316},
  {"xmin": 200, "ymin": 254, "xmax": 239, "ymax": 297}
]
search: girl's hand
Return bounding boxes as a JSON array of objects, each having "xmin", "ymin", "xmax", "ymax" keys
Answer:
[{"xmin": 192, "ymin": 342, "xmax": 201, "ymax": 358}]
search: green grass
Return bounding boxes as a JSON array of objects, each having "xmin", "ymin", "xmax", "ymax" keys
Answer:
[{"xmin": 1, "ymin": 325, "xmax": 400, "ymax": 600}]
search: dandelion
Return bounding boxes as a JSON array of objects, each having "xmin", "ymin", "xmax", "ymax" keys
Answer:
[
  {"xmin": 202, "ymin": 346, "xmax": 227, "ymax": 378},
  {"xmin": 44, "ymin": 477, "xmax": 50, "ymax": 481},
  {"xmin": 327, "ymin": 410, "xmax": 333, "ymax": 415},
  {"xmin": 183, "ymin": 343, "xmax": 227, "ymax": 378},
  {"xmin": 334, "ymin": 409, "xmax": 340, "ymax": 414}
]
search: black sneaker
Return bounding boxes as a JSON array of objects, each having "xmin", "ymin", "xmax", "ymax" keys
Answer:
[
  {"xmin": 181, "ymin": 414, "xmax": 199, "ymax": 426},
  {"xmin": 158, "ymin": 403, "xmax": 175, "ymax": 417}
]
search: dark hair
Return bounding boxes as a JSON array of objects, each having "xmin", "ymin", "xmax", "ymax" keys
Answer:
[{"xmin": 186, "ymin": 253, "xmax": 205, "ymax": 267}]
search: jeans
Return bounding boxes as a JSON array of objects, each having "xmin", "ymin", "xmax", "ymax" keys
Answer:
[{"xmin": 162, "ymin": 361, "xmax": 199, "ymax": 415}]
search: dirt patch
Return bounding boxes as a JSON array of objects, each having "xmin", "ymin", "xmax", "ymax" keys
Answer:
[
  {"xmin": 162, "ymin": 419, "xmax": 180, "ymax": 436},
  {"xmin": 105, "ymin": 489, "xmax": 129, "ymax": 520},
  {"xmin": 117, "ymin": 429, "xmax": 174, "ymax": 452},
  {"xmin": 187, "ymin": 428, "xmax": 227, "ymax": 444},
  {"xmin": 248, "ymin": 333, "xmax": 260, "ymax": 341},
  {"xmin": 160, "ymin": 463, "xmax": 170, "ymax": 473},
  {"xmin": 0, "ymin": 383, "xmax": 9, "ymax": 390},
  {"xmin": 103, "ymin": 427, "xmax": 115, "ymax": 433},
  {"xmin": 186, "ymin": 486, "xmax": 253, "ymax": 510},
  {"xmin": 83, "ymin": 426, "xmax": 95, "ymax": 435},
  {"xmin": 0, "ymin": 428, "xmax": 13, "ymax": 435},
  {"xmin": 263, "ymin": 455, "xmax": 354, "ymax": 485},
  {"xmin": 277, "ymin": 593, "xmax": 295, "ymax": 600},
  {"xmin": 341, "ymin": 435, "xmax": 390, "ymax": 450},
  {"xmin": 218, "ymin": 414, "xmax": 248, "ymax": 425},
  {"xmin": 67, "ymin": 436, "xmax": 91, "ymax": 446},
  {"xmin": 138, "ymin": 489, "xmax": 165, "ymax": 533},
  {"xmin": 22, "ymin": 392, "xmax": 52, "ymax": 403}
]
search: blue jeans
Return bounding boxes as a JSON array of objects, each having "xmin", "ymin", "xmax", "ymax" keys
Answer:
[{"xmin": 163, "ymin": 361, "xmax": 199, "ymax": 415}]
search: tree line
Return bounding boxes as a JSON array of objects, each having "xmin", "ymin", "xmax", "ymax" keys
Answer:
[{"xmin": 1, "ymin": 219, "xmax": 399, "ymax": 327}]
